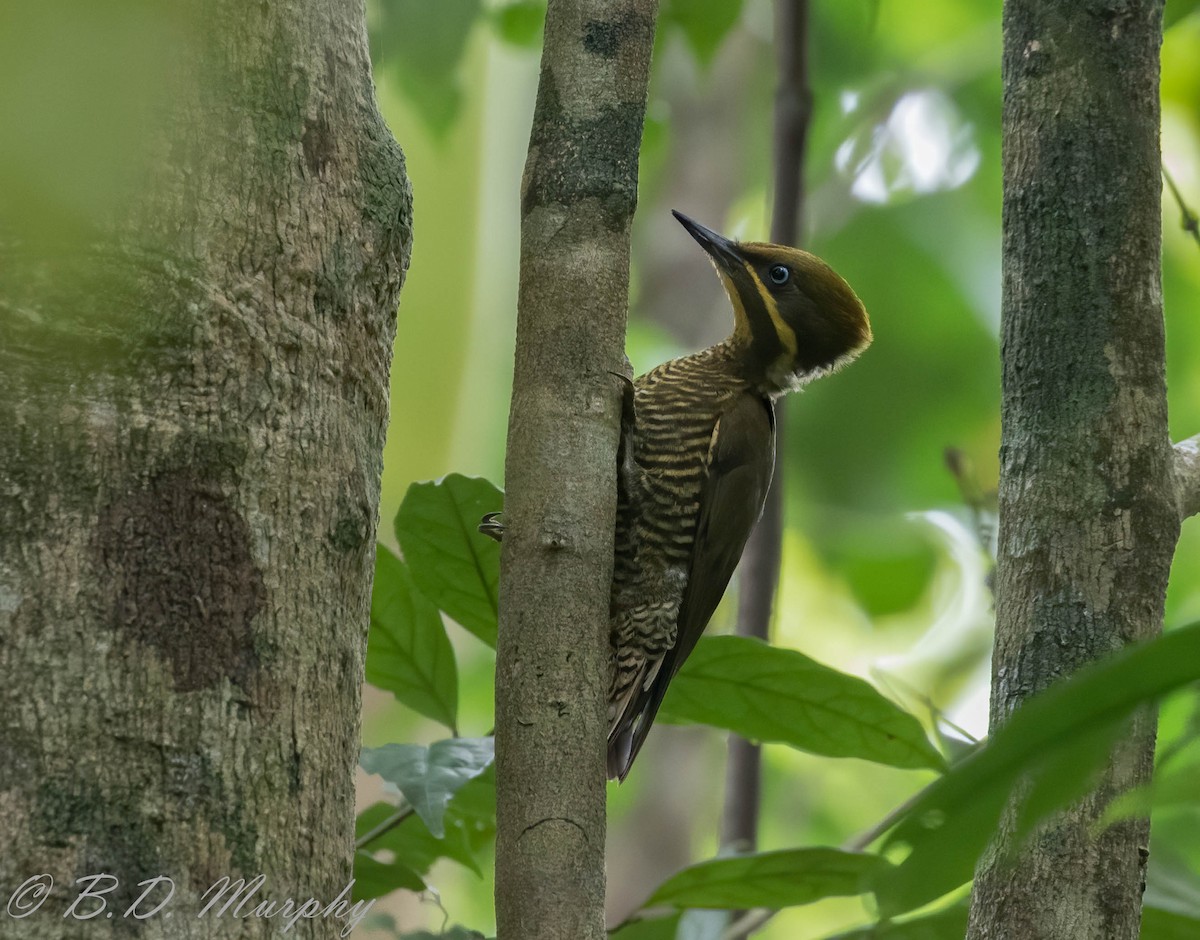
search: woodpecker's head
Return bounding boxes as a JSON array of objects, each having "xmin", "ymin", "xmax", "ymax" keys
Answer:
[{"xmin": 673, "ymin": 210, "xmax": 872, "ymax": 395}]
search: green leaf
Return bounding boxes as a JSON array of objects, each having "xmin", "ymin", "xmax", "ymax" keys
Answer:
[
  {"xmin": 396, "ymin": 475, "xmax": 502, "ymax": 647},
  {"xmin": 820, "ymin": 901, "xmax": 968, "ymax": 939},
  {"xmin": 872, "ymin": 621, "xmax": 1200, "ymax": 917},
  {"xmin": 352, "ymin": 850, "xmax": 425, "ymax": 901},
  {"xmin": 608, "ymin": 914, "xmax": 682, "ymax": 939},
  {"xmin": 662, "ymin": 0, "xmax": 744, "ymax": 66},
  {"xmin": 367, "ymin": 545, "xmax": 459, "ymax": 730},
  {"xmin": 354, "ymin": 767, "xmax": 495, "ymax": 878},
  {"xmin": 491, "ymin": 0, "xmax": 545, "ymax": 47},
  {"xmin": 1165, "ymin": 0, "xmax": 1200, "ymax": 31},
  {"xmin": 645, "ymin": 847, "xmax": 890, "ymax": 910},
  {"xmin": 657, "ymin": 636, "xmax": 945, "ymax": 772},
  {"xmin": 360, "ymin": 738, "xmax": 494, "ymax": 839},
  {"xmin": 355, "ymin": 800, "xmax": 482, "ymax": 877},
  {"xmin": 1142, "ymin": 907, "xmax": 1200, "ymax": 940},
  {"xmin": 370, "ymin": 0, "xmax": 482, "ymax": 136}
]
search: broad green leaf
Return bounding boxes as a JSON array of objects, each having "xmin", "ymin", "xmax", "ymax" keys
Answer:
[
  {"xmin": 491, "ymin": 0, "xmax": 545, "ymax": 47},
  {"xmin": 645, "ymin": 847, "xmax": 890, "ymax": 910},
  {"xmin": 355, "ymin": 800, "xmax": 481, "ymax": 877},
  {"xmin": 658, "ymin": 636, "xmax": 945, "ymax": 772},
  {"xmin": 820, "ymin": 901, "xmax": 968, "ymax": 939},
  {"xmin": 370, "ymin": 0, "xmax": 482, "ymax": 135},
  {"xmin": 352, "ymin": 850, "xmax": 424, "ymax": 901},
  {"xmin": 396, "ymin": 475, "xmax": 502, "ymax": 647},
  {"xmin": 873, "ymin": 622, "xmax": 1200, "ymax": 917},
  {"xmin": 1142, "ymin": 907, "xmax": 1200, "ymax": 940},
  {"xmin": 662, "ymin": 0, "xmax": 744, "ymax": 66},
  {"xmin": 354, "ymin": 767, "xmax": 495, "ymax": 878},
  {"xmin": 361, "ymin": 738, "xmax": 494, "ymax": 839},
  {"xmin": 367, "ymin": 546, "xmax": 458, "ymax": 730}
]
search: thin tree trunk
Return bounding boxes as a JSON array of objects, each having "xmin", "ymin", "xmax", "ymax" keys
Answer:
[
  {"xmin": 721, "ymin": 0, "xmax": 812, "ymax": 868},
  {"xmin": 493, "ymin": 2, "xmax": 657, "ymax": 939},
  {"xmin": 0, "ymin": 3, "xmax": 410, "ymax": 937},
  {"xmin": 967, "ymin": 2, "xmax": 1176, "ymax": 938}
]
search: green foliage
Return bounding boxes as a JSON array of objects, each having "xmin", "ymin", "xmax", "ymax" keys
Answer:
[
  {"xmin": 490, "ymin": 0, "xmax": 545, "ymax": 48},
  {"xmin": 353, "ymin": 850, "xmax": 426, "ymax": 901},
  {"xmin": 368, "ymin": 545, "xmax": 459, "ymax": 730},
  {"xmin": 820, "ymin": 902, "xmax": 968, "ymax": 939},
  {"xmin": 363, "ymin": 479, "xmax": 1200, "ymax": 930},
  {"xmin": 661, "ymin": 0, "xmax": 745, "ymax": 65},
  {"xmin": 828, "ymin": 519, "xmax": 939, "ymax": 616},
  {"xmin": 361, "ymin": 738, "xmax": 495, "ymax": 839},
  {"xmin": 608, "ymin": 915, "xmax": 682, "ymax": 939},
  {"xmin": 873, "ymin": 622, "xmax": 1200, "ymax": 917},
  {"xmin": 400, "ymin": 928, "xmax": 488, "ymax": 940},
  {"xmin": 354, "ymin": 751, "xmax": 496, "ymax": 907},
  {"xmin": 364, "ymin": 5, "xmax": 1200, "ymax": 932},
  {"xmin": 1165, "ymin": 0, "xmax": 1200, "ymax": 31},
  {"xmin": 646, "ymin": 847, "xmax": 889, "ymax": 910},
  {"xmin": 396, "ymin": 475, "xmax": 502, "ymax": 647},
  {"xmin": 658, "ymin": 635, "xmax": 946, "ymax": 772},
  {"xmin": 357, "ymin": 797, "xmax": 485, "ymax": 878},
  {"xmin": 371, "ymin": 0, "xmax": 482, "ymax": 135},
  {"xmin": 610, "ymin": 916, "xmax": 681, "ymax": 939},
  {"xmin": 357, "ymin": 480, "xmax": 502, "ymax": 920},
  {"xmin": 1142, "ymin": 907, "xmax": 1200, "ymax": 940}
]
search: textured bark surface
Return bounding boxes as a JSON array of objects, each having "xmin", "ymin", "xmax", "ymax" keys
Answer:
[
  {"xmin": 967, "ymin": 2, "xmax": 1176, "ymax": 938},
  {"xmin": 0, "ymin": 2, "xmax": 410, "ymax": 938},
  {"xmin": 494, "ymin": 1, "xmax": 657, "ymax": 938}
]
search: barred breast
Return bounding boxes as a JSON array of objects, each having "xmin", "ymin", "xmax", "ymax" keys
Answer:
[{"xmin": 608, "ymin": 343, "xmax": 746, "ymax": 738}]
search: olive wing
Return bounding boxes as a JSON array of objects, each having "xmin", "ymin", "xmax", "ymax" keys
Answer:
[{"xmin": 611, "ymin": 391, "xmax": 775, "ymax": 779}]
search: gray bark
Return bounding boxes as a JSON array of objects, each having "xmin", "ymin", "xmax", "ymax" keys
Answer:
[
  {"xmin": 967, "ymin": 2, "xmax": 1177, "ymax": 938},
  {"xmin": 493, "ymin": 1, "xmax": 657, "ymax": 938},
  {"xmin": 0, "ymin": 2, "xmax": 410, "ymax": 938}
]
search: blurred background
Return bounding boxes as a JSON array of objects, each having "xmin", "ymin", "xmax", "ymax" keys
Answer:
[
  {"xmin": 7, "ymin": 0, "xmax": 1190, "ymax": 935},
  {"xmin": 359, "ymin": 0, "xmax": 1200, "ymax": 936}
]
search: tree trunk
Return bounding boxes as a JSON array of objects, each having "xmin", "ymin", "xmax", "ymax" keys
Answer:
[
  {"xmin": 967, "ymin": 2, "xmax": 1176, "ymax": 938},
  {"xmin": 493, "ymin": 1, "xmax": 657, "ymax": 938},
  {"xmin": 0, "ymin": 3, "xmax": 410, "ymax": 938}
]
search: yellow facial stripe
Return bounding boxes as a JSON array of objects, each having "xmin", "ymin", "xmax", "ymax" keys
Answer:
[
  {"xmin": 719, "ymin": 271, "xmax": 752, "ymax": 345},
  {"xmin": 745, "ymin": 262, "xmax": 798, "ymax": 356}
]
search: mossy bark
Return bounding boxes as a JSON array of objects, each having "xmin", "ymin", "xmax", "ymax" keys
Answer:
[
  {"xmin": 967, "ymin": 2, "xmax": 1175, "ymax": 938},
  {"xmin": 0, "ymin": 2, "xmax": 410, "ymax": 937},
  {"xmin": 494, "ymin": 1, "xmax": 657, "ymax": 938}
]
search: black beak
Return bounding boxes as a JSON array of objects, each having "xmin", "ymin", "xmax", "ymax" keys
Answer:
[{"xmin": 672, "ymin": 210, "xmax": 742, "ymax": 273}]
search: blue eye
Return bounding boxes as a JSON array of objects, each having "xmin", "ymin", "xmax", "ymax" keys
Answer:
[{"xmin": 768, "ymin": 265, "xmax": 790, "ymax": 285}]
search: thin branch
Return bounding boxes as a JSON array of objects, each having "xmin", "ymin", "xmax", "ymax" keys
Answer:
[
  {"xmin": 720, "ymin": 908, "xmax": 776, "ymax": 940},
  {"xmin": 1176, "ymin": 433, "xmax": 1200, "ymax": 520},
  {"xmin": 355, "ymin": 802, "xmax": 416, "ymax": 850},
  {"xmin": 720, "ymin": 0, "xmax": 811, "ymax": 891},
  {"xmin": 1162, "ymin": 164, "xmax": 1200, "ymax": 250},
  {"xmin": 493, "ymin": 3, "xmax": 657, "ymax": 937},
  {"xmin": 842, "ymin": 785, "xmax": 930, "ymax": 853}
]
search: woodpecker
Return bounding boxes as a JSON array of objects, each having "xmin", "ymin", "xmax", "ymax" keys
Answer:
[{"xmin": 606, "ymin": 210, "xmax": 871, "ymax": 780}]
